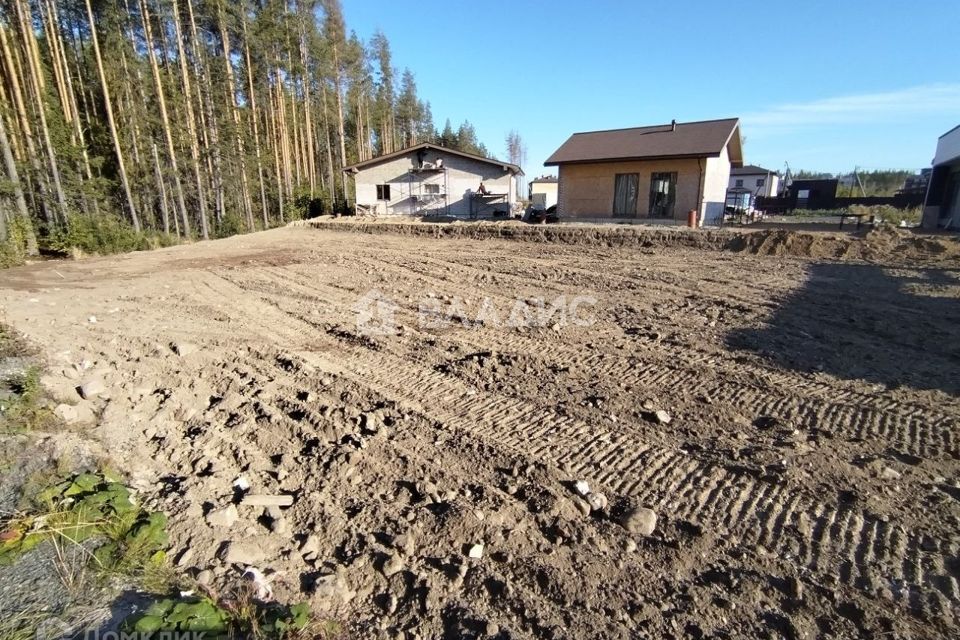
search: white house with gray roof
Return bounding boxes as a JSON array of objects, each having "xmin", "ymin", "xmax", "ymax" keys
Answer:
[
  {"xmin": 343, "ymin": 143, "xmax": 523, "ymax": 218},
  {"xmin": 728, "ymin": 165, "xmax": 780, "ymax": 197}
]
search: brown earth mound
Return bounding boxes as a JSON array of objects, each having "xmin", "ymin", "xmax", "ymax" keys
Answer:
[{"xmin": 302, "ymin": 218, "xmax": 960, "ymax": 265}]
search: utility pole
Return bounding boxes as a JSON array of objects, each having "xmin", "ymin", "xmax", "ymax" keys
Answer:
[{"xmin": 854, "ymin": 166, "xmax": 866, "ymax": 197}]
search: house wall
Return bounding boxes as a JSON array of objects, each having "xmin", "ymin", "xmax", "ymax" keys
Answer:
[
  {"xmin": 922, "ymin": 160, "xmax": 960, "ymax": 229},
  {"xmin": 921, "ymin": 126, "xmax": 960, "ymax": 229},
  {"xmin": 530, "ymin": 182, "xmax": 558, "ymax": 209},
  {"xmin": 934, "ymin": 125, "xmax": 960, "ymax": 166},
  {"xmin": 557, "ymin": 157, "xmax": 706, "ymax": 221},
  {"xmin": 702, "ymin": 145, "xmax": 732, "ymax": 224},
  {"xmin": 728, "ymin": 173, "xmax": 779, "ymax": 197},
  {"xmin": 353, "ymin": 149, "xmax": 516, "ymax": 217}
]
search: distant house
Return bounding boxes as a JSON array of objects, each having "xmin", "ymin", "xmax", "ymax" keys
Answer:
[
  {"xmin": 729, "ymin": 165, "xmax": 779, "ymax": 198},
  {"xmin": 343, "ymin": 143, "xmax": 523, "ymax": 218},
  {"xmin": 528, "ymin": 176, "xmax": 558, "ymax": 209},
  {"xmin": 922, "ymin": 125, "xmax": 960, "ymax": 230},
  {"xmin": 545, "ymin": 118, "xmax": 743, "ymax": 224}
]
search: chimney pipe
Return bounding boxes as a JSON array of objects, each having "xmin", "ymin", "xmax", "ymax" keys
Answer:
[{"xmin": 671, "ymin": 119, "xmax": 677, "ymax": 132}]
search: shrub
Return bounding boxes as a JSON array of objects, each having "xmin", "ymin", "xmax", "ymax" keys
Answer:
[
  {"xmin": 849, "ymin": 204, "xmax": 922, "ymax": 226},
  {"xmin": 217, "ymin": 211, "xmax": 248, "ymax": 238},
  {"xmin": 0, "ymin": 216, "xmax": 34, "ymax": 268},
  {"xmin": 44, "ymin": 214, "xmax": 179, "ymax": 257}
]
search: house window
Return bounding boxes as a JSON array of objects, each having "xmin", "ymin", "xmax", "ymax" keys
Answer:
[
  {"xmin": 735, "ymin": 179, "xmax": 743, "ymax": 187},
  {"xmin": 424, "ymin": 183, "xmax": 441, "ymax": 195},
  {"xmin": 649, "ymin": 172, "xmax": 677, "ymax": 218},
  {"xmin": 756, "ymin": 178, "xmax": 765, "ymax": 187},
  {"xmin": 376, "ymin": 184, "xmax": 391, "ymax": 200},
  {"xmin": 612, "ymin": 174, "xmax": 639, "ymax": 216}
]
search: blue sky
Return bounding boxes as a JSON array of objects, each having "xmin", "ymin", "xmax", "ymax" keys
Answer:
[{"xmin": 342, "ymin": 0, "xmax": 960, "ymax": 177}]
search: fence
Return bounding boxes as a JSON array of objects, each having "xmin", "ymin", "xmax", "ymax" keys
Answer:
[{"xmin": 756, "ymin": 192, "xmax": 925, "ymax": 214}]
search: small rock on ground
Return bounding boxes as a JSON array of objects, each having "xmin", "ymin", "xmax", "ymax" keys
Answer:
[
  {"xmin": 620, "ymin": 506, "xmax": 657, "ymax": 536},
  {"xmin": 220, "ymin": 541, "xmax": 265, "ymax": 566},
  {"xmin": 77, "ymin": 379, "xmax": 106, "ymax": 399}
]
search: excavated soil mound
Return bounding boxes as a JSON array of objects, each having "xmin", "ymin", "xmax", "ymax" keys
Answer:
[{"xmin": 302, "ymin": 218, "xmax": 960, "ymax": 265}]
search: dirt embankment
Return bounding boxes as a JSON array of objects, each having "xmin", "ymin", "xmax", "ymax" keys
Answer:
[{"xmin": 302, "ymin": 218, "xmax": 960, "ymax": 264}]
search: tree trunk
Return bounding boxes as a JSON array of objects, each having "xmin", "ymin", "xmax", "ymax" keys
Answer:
[
  {"xmin": 241, "ymin": 12, "xmax": 269, "ymax": 227},
  {"xmin": 150, "ymin": 142, "xmax": 170, "ymax": 234},
  {"xmin": 186, "ymin": 0, "xmax": 225, "ymax": 227},
  {"xmin": 48, "ymin": 0, "xmax": 97, "ymax": 212},
  {"xmin": 332, "ymin": 40, "xmax": 347, "ymax": 185},
  {"xmin": 16, "ymin": 0, "xmax": 69, "ymax": 223},
  {"xmin": 320, "ymin": 81, "xmax": 337, "ymax": 209},
  {"xmin": 217, "ymin": 2, "xmax": 254, "ymax": 231},
  {"xmin": 297, "ymin": 23, "xmax": 316, "ymax": 195},
  {"xmin": 0, "ymin": 111, "xmax": 37, "ymax": 254},
  {"xmin": 84, "ymin": 0, "xmax": 140, "ymax": 230},
  {"xmin": 171, "ymin": 0, "xmax": 209, "ymax": 240},
  {"xmin": 138, "ymin": 0, "xmax": 191, "ymax": 237},
  {"xmin": 38, "ymin": 0, "xmax": 72, "ymax": 126}
]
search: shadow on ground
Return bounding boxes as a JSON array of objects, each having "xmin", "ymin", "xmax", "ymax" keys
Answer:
[{"xmin": 726, "ymin": 262, "xmax": 960, "ymax": 395}]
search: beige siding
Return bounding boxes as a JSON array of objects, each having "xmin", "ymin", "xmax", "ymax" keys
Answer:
[
  {"xmin": 352, "ymin": 150, "xmax": 516, "ymax": 217},
  {"xmin": 557, "ymin": 158, "xmax": 705, "ymax": 220}
]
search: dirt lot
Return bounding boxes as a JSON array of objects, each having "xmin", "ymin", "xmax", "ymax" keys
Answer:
[{"xmin": 1, "ymin": 223, "xmax": 959, "ymax": 638}]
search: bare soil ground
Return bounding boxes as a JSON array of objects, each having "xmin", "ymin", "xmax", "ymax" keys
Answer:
[{"xmin": 1, "ymin": 223, "xmax": 959, "ymax": 639}]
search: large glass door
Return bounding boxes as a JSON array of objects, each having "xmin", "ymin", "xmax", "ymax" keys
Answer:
[
  {"xmin": 649, "ymin": 172, "xmax": 677, "ymax": 218},
  {"xmin": 613, "ymin": 173, "xmax": 639, "ymax": 217}
]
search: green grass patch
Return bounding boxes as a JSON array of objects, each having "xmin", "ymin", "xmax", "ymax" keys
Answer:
[
  {"xmin": 2, "ymin": 471, "xmax": 337, "ymax": 639},
  {"xmin": 0, "ymin": 471, "xmax": 170, "ymax": 585},
  {"xmin": 123, "ymin": 594, "xmax": 328, "ymax": 639},
  {"xmin": 0, "ymin": 322, "xmax": 34, "ymax": 359},
  {"xmin": 0, "ymin": 365, "xmax": 57, "ymax": 433}
]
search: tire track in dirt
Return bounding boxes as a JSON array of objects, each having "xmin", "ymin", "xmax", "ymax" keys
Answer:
[
  {"xmin": 189, "ymin": 346, "xmax": 657, "ymax": 637},
  {"xmin": 231, "ymin": 291, "xmax": 960, "ymax": 622},
  {"xmin": 171, "ymin": 262, "xmax": 960, "ymax": 621},
  {"xmin": 337, "ymin": 251, "xmax": 957, "ymax": 444},
  {"xmin": 285, "ymin": 340, "xmax": 956, "ymax": 617},
  {"xmin": 216, "ymin": 260, "xmax": 958, "ymax": 468}
]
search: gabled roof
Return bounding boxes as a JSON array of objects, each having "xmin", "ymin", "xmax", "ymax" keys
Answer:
[
  {"xmin": 731, "ymin": 164, "xmax": 776, "ymax": 176},
  {"xmin": 545, "ymin": 118, "xmax": 742, "ymax": 166},
  {"xmin": 342, "ymin": 143, "xmax": 523, "ymax": 175}
]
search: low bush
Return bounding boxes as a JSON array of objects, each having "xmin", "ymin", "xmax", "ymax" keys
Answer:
[
  {"xmin": 849, "ymin": 204, "xmax": 922, "ymax": 226},
  {"xmin": 43, "ymin": 214, "xmax": 179, "ymax": 257},
  {"xmin": 0, "ymin": 216, "xmax": 35, "ymax": 268}
]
